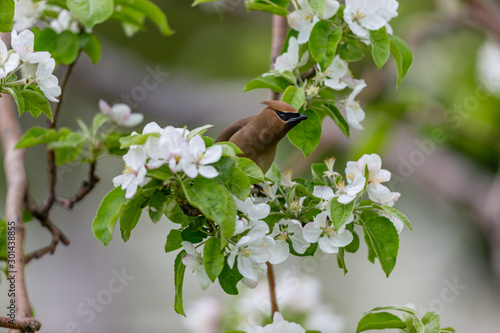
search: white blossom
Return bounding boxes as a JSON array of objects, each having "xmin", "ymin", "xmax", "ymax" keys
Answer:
[
  {"xmin": 99, "ymin": 100, "xmax": 144, "ymax": 127},
  {"xmin": 228, "ymin": 227, "xmax": 274, "ymax": 288},
  {"xmin": 303, "ymin": 210, "xmax": 353, "ymax": 254},
  {"xmin": 182, "ymin": 241, "xmax": 211, "ymax": 290},
  {"xmin": 477, "ymin": 40, "xmax": 500, "ymax": 96},
  {"xmin": 0, "ymin": 40, "xmax": 19, "ymax": 79},
  {"xmin": 281, "ymin": 170, "xmax": 296, "ymax": 188},
  {"xmin": 35, "ymin": 58, "xmax": 61, "ymax": 102},
  {"xmin": 184, "ymin": 297, "xmax": 222, "ymax": 333},
  {"xmin": 234, "ymin": 197, "xmax": 271, "ymax": 232},
  {"xmin": 344, "ymin": 79, "xmax": 367, "ymax": 130},
  {"xmin": 288, "ymin": 0, "xmax": 340, "ymax": 44},
  {"xmin": 336, "ymin": 173, "xmax": 365, "ymax": 204},
  {"xmin": 269, "ymin": 219, "xmax": 310, "ymax": 264},
  {"xmin": 182, "ymin": 135, "xmax": 222, "ymax": 179},
  {"xmin": 13, "ymin": 0, "xmax": 46, "ymax": 31},
  {"xmin": 345, "ymin": 153, "xmax": 400, "ymax": 206},
  {"xmin": 322, "ymin": 55, "xmax": 349, "ymax": 90},
  {"xmin": 274, "ymin": 36, "xmax": 308, "ymax": 73},
  {"xmin": 248, "ymin": 312, "xmax": 306, "ymax": 333},
  {"xmin": 344, "ymin": 0, "xmax": 399, "ymax": 39},
  {"xmin": 11, "ymin": 30, "xmax": 51, "ymax": 64},
  {"xmin": 50, "ymin": 10, "xmax": 80, "ymax": 34},
  {"xmin": 113, "ymin": 146, "xmax": 147, "ymax": 199}
]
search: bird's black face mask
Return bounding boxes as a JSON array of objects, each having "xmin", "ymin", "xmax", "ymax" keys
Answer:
[{"xmin": 274, "ymin": 110, "xmax": 308, "ymax": 123}]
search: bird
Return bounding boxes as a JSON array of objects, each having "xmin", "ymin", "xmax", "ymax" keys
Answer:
[{"xmin": 216, "ymin": 100, "xmax": 308, "ymax": 173}]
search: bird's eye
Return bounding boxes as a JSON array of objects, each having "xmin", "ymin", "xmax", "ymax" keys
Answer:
[{"xmin": 278, "ymin": 112, "xmax": 286, "ymax": 120}]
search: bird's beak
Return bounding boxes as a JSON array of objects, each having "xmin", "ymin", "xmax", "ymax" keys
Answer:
[{"xmin": 296, "ymin": 113, "xmax": 308, "ymax": 121}]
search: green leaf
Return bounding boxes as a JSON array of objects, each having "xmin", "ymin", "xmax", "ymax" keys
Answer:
[
  {"xmin": 165, "ymin": 229, "xmax": 183, "ymax": 253},
  {"xmin": 357, "ymin": 312, "xmax": 407, "ymax": 332},
  {"xmin": 422, "ymin": 312, "xmax": 440, "ymax": 333},
  {"xmin": 368, "ymin": 305, "xmax": 418, "ymax": 316},
  {"xmin": 265, "ymin": 162, "xmax": 281, "ymax": 184},
  {"xmin": 228, "ymin": 167, "xmax": 251, "ymax": 201},
  {"xmin": 165, "ymin": 200, "xmax": 194, "ymax": 227},
  {"xmin": 104, "ymin": 132, "xmax": 128, "ymax": 156},
  {"xmin": 146, "ymin": 165, "xmax": 174, "ymax": 181},
  {"xmin": 8, "ymin": 87, "xmax": 25, "ymax": 114},
  {"xmin": 389, "ymin": 34, "xmax": 413, "ymax": 87},
  {"xmin": 0, "ymin": 0, "xmax": 14, "ymax": 33},
  {"xmin": 186, "ymin": 124, "xmax": 213, "ymax": 140},
  {"xmin": 244, "ymin": 74, "xmax": 291, "ymax": 93},
  {"xmin": 21, "ymin": 89, "xmax": 53, "ymax": 121},
  {"xmin": 320, "ymin": 104, "xmax": 349, "ymax": 138},
  {"xmin": 309, "ymin": 22, "xmax": 342, "ymax": 70},
  {"xmin": 48, "ymin": 131, "xmax": 85, "ymax": 149},
  {"xmin": 67, "ymin": 0, "xmax": 114, "ymax": 29},
  {"xmin": 203, "ymin": 237, "xmax": 225, "ymax": 282},
  {"xmin": 362, "ymin": 216, "xmax": 400, "ymax": 277},
  {"xmin": 55, "ymin": 30, "xmax": 80, "ymax": 65},
  {"xmin": 174, "ymin": 250, "xmax": 187, "ymax": 316},
  {"xmin": 148, "ymin": 191, "xmax": 168, "ymax": 223},
  {"xmin": 216, "ymin": 142, "xmax": 243, "ymax": 155},
  {"xmin": 281, "ymin": 86, "xmax": 306, "ymax": 110},
  {"xmin": 236, "ymin": 158, "xmax": 265, "ymax": 183},
  {"xmin": 369, "ymin": 27, "xmax": 390, "ymax": 69},
  {"xmin": 115, "ymin": 0, "xmax": 173, "ymax": 35},
  {"xmin": 380, "ymin": 205, "xmax": 412, "ymax": 232},
  {"xmin": 213, "ymin": 157, "xmax": 236, "ymax": 185},
  {"xmin": 307, "ymin": 0, "xmax": 326, "ymax": 17},
  {"xmin": 79, "ymin": 33, "xmax": 102, "ymax": 64},
  {"xmin": 183, "ymin": 178, "xmax": 237, "ymax": 238},
  {"xmin": 120, "ymin": 194, "xmax": 147, "ymax": 242},
  {"xmin": 218, "ymin": 260, "xmax": 242, "ymax": 295},
  {"xmin": 330, "ymin": 197, "xmax": 355, "ymax": 231},
  {"xmin": 345, "ymin": 229, "xmax": 359, "ymax": 253},
  {"xmin": 244, "ymin": 0, "xmax": 289, "ymax": 17},
  {"xmin": 339, "ymin": 41, "xmax": 365, "ymax": 62},
  {"xmin": 311, "ymin": 163, "xmax": 328, "ymax": 181},
  {"xmin": 337, "ymin": 247, "xmax": 348, "ymax": 275},
  {"xmin": 181, "ymin": 227, "xmax": 207, "ymax": 244},
  {"xmin": 92, "ymin": 187, "xmax": 128, "ymax": 246},
  {"xmin": 287, "ymin": 109, "xmax": 322, "ymax": 158},
  {"xmin": 16, "ymin": 127, "xmax": 60, "ymax": 149},
  {"xmin": 119, "ymin": 132, "xmax": 159, "ymax": 148}
]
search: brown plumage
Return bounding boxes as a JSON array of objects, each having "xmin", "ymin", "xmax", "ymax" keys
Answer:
[{"xmin": 216, "ymin": 100, "xmax": 307, "ymax": 173}]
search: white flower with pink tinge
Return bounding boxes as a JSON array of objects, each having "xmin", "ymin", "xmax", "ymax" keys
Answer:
[
  {"xmin": 288, "ymin": 0, "xmax": 340, "ymax": 44},
  {"xmin": 182, "ymin": 135, "xmax": 222, "ymax": 179},
  {"xmin": 99, "ymin": 100, "xmax": 144, "ymax": 127},
  {"xmin": 113, "ymin": 146, "xmax": 147, "ymax": 199},
  {"xmin": 344, "ymin": 0, "xmax": 399, "ymax": 39},
  {"xmin": 0, "ymin": 39, "xmax": 19, "ymax": 79},
  {"xmin": 181, "ymin": 241, "xmax": 210, "ymax": 290}
]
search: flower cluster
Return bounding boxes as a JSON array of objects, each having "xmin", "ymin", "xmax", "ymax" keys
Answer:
[
  {"xmin": 113, "ymin": 122, "xmax": 223, "ymax": 198},
  {"xmin": 14, "ymin": 0, "xmax": 82, "ymax": 34},
  {"xmin": 273, "ymin": 0, "xmax": 400, "ymax": 130},
  {"xmin": 179, "ymin": 152, "xmax": 403, "ymax": 291},
  {"xmin": 99, "ymin": 100, "xmax": 144, "ymax": 128},
  {"xmin": 1, "ymin": 29, "xmax": 62, "ymax": 102}
]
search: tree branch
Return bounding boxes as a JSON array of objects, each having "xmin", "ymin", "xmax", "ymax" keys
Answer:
[
  {"xmin": 269, "ymin": 15, "xmax": 288, "ymax": 100},
  {"xmin": 55, "ymin": 162, "xmax": 100, "ymax": 209},
  {"xmin": 0, "ymin": 55, "xmax": 38, "ymax": 333},
  {"xmin": 0, "ymin": 317, "xmax": 40, "ymax": 332}
]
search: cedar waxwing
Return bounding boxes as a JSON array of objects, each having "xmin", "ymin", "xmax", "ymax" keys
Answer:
[{"xmin": 216, "ymin": 101, "xmax": 308, "ymax": 173}]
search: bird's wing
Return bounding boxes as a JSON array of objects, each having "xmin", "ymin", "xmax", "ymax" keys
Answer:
[{"xmin": 215, "ymin": 115, "xmax": 253, "ymax": 142}]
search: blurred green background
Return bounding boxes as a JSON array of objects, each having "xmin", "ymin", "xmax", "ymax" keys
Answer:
[{"xmin": 1, "ymin": 0, "xmax": 500, "ymax": 332}]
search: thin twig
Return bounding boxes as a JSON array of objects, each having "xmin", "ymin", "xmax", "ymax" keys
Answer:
[
  {"xmin": 50, "ymin": 53, "xmax": 80, "ymax": 129},
  {"xmin": 39, "ymin": 55, "xmax": 80, "ymax": 216},
  {"xmin": 55, "ymin": 162, "xmax": 100, "ymax": 209},
  {"xmin": 0, "ymin": 317, "xmax": 40, "ymax": 332},
  {"xmin": 266, "ymin": 262, "xmax": 279, "ymax": 315}
]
